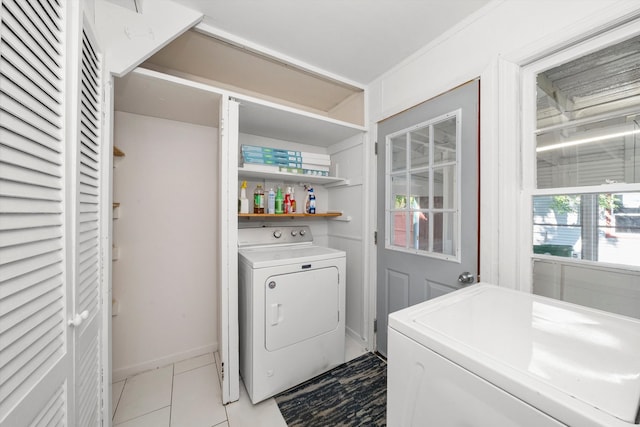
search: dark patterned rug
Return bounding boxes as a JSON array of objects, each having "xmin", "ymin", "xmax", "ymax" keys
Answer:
[{"xmin": 275, "ymin": 353, "xmax": 387, "ymax": 426}]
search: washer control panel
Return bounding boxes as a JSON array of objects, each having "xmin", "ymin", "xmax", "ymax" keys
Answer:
[{"xmin": 238, "ymin": 226, "xmax": 313, "ymax": 247}]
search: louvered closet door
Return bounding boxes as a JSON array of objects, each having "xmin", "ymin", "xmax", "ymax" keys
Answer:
[
  {"xmin": 0, "ymin": 1, "xmax": 72, "ymax": 425},
  {"xmin": 72, "ymin": 24, "xmax": 103, "ymax": 427},
  {"xmin": 1, "ymin": 1, "xmax": 105, "ymax": 425}
]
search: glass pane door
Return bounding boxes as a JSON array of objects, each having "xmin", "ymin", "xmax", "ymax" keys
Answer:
[{"xmin": 386, "ymin": 111, "xmax": 461, "ymax": 260}]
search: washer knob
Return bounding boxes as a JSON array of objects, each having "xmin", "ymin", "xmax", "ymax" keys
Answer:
[
  {"xmin": 291, "ymin": 230, "xmax": 298, "ymax": 236},
  {"xmin": 299, "ymin": 229, "xmax": 306, "ymax": 236},
  {"xmin": 273, "ymin": 230, "xmax": 282, "ymax": 238}
]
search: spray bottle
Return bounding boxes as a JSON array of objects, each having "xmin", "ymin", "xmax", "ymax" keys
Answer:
[{"xmin": 304, "ymin": 185, "xmax": 316, "ymax": 214}]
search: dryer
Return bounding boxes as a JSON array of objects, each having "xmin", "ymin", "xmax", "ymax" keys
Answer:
[
  {"xmin": 238, "ymin": 226, "xmax": 346, "ymax": 404},
  {"xmin": 388, "ymin": 284, "xmax": 640, "ymax": 426}
]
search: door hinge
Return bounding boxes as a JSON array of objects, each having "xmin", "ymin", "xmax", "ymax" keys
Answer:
[
  {"xmin": 373, "ymin": 319, "xmax": 377, "ymax": 333},
  {"xmin": 374, "ymin": 231, "xmax": 377, "ymax": 245},
  {"xmin": 374, "ymin": 142, "xmax": 378, "ymax": 155}
]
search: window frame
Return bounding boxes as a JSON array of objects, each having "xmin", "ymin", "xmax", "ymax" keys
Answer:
[
  {"xmin": 384, "ymin": 109, "xmax": 462, "ymax": 262},
  {"xmin": 521, "ymin": 25, "xmax": 640, "ymax": 277}
]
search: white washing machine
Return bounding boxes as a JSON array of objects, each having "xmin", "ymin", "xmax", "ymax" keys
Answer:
[
  {"xmin": 238, "ymin": 226, "xmax": 346, "ymax": 404},
  {"xmin": 388, "ymin": 283, "xmax": 640, "ymax": 426}
]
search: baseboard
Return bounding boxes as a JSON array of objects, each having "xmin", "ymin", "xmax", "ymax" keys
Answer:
[
  {"xmin": 112, "ymin": 342, "xmax": 217, "ymax": 382},
  {"xmin": 346, "ymin": 327, "xmax": 369, "ymax": 350}
]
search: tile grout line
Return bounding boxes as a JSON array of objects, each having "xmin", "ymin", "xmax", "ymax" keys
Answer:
[
  {"xmin": 112, "ymin": 378, "xmax": 126, "ymax": 423},
  {"xmin": 114, "ymin": 406, "xmax": 172, "ymax": 426},
  {"xmin": 169, "ymin": 363, "xmax": 175, "ymax": 427},
  {"xmin": 174, "ymin": 361, "xmax": 216, "ymax": 377}
]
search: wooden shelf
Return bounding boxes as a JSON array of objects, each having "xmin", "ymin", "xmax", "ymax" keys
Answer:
[
  {"xmin": 239, "ymin": 212, "xmax": 342, "ymax": 219},
  {"xmin": 113, "ymin": 146, "xmax": 125, "ymax": 157}
]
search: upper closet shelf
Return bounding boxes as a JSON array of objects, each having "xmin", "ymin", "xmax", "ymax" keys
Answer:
[
  {"xmin": 238, "ymin": 167, "xmax": 348, "ymax": 186},
  {"xmin": 237, "ymin": 98, "xmax": 364, "ymax": 147},
  {"xmin": 115, "ymin": 68, "xmax": 364, "ymax": 147}
]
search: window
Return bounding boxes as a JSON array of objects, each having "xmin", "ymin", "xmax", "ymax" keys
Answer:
[
  {"xmin": 530, "ymin": 34, "xmax": 640, "ymax": 269},
  {"xmin": 533, "ymin": 192, "xmax": 640, "ymax": 266},
  {"xmin": 385, "ymin": 111, "xmax": 460, "ymax": 259}
]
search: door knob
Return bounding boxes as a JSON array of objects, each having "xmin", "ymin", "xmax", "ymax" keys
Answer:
[
  {"xmin": 457, "ymin": 272, "xmax": 475, "ymax": 285},
  {"xmin": 68, "ymin": 310, "xmax": 89, "ymax": 327}
]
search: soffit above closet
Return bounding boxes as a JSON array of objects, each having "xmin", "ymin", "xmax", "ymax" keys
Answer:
[{"xmin": 141, "ymin": 29, "xmax": 364, "ymax": 123}]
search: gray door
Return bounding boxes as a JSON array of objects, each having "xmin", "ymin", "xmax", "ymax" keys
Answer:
[{"xmin": 376, "ymin": 80, "xmax": 479, "ymax": 356}]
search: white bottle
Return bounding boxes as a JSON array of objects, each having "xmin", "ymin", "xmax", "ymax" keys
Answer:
[
  {"xmin": 239, "ymin": 181, "xmax": 249, "ymax": 214},
  {"xmin": 267, "ymin": 188, "xmax": 275, "ymax": 214}
]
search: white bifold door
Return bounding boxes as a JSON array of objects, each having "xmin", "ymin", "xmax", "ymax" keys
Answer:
[{"xmin": 0, "ymin": 1, "xmax": 105, "ymax": 425}]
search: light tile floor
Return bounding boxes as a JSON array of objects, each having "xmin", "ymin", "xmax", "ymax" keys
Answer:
[{"xmin": 112, "ymin": 335, "xmax": 367, "ymax": 427}]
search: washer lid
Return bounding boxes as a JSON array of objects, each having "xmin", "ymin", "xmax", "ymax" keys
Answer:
[
  {"xmin": 239, "ymin": 244, "xmax": 345, "ymax": 268},
  {"xmin": 388, "ymin": 284, "xmax": 640, "ymax": 424}
]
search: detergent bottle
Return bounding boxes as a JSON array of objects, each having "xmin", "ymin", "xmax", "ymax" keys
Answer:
[{"xmin": 275, "ymin": 187, "xmax": 284, "ymax": 214}]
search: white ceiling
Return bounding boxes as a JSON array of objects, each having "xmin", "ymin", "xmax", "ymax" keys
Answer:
[{"xmin": 167, "ymin": 0, "xmax": 492, "ymax": 85}]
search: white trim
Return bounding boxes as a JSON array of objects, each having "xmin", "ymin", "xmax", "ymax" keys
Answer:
[
  {"xmin": 518, "ymin": 16, "xmax": 640, "ymax": 72},
  {"xmin": 227, "ymin": 99, "xmax": 240, "ymax": 403},
  {"xmin": 65, "ymin": 0, "xmax": 82, "ymax": 419},
  {"xmin": 219, "ymin": 97, "xmax": 240, "ymax": 404},
  {"xmin": 362, "ymin": 84, "xmax": 373, "ymax": 350},
  {"xmin": 478, "ymin": 60, "xmax": 500, "ymax": 285},
  {"xmin": 131, "ymin": 66, "xmax": 230, "ymax": 96},
  {"xmin": 532, "ymin": 254, "xmax": 640, "ymax": 275},
  {"xmin": 101, "ymin": 65, "xmax": 115, "ymax": 427},
  {"xmin": 529, "ymin": 183, "xmax": 640, "ymax": 196},
  {"xmin": 366, "ymin": 119, "xmax": 377, "ymax": 351},
  {"xmin": 496, "ymin": 58, "xmax": 524, "ymax": 291},
  {"xmin": 112, "ymin": 344, "xmax": 217, "ymax": 383}
]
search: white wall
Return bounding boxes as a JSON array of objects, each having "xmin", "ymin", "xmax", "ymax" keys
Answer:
[
  {"xmin": 112, "ymin": 111, "xmax": 219, "ymax": 380},
  {"xmin": 368, "ymin": 0, "xmax": 639, "ymax": 289},
  {"xmin": 370, "ymin": 0, "xmax": 628, "ymax": 121},
  {"xmin": 327, "ymin": 134, "xmax": 368, "ymax": 344}
]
